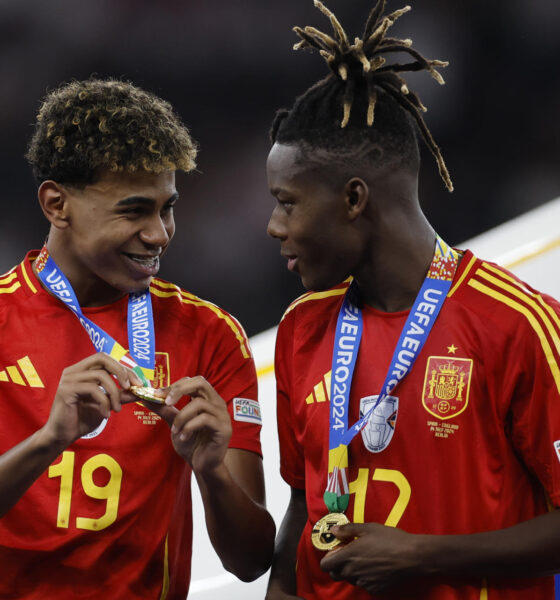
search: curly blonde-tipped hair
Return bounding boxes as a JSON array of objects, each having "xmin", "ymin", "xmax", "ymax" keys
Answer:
[{"xmin": 26, "ymin": 78, "xmax": 198, "ymax": 186}]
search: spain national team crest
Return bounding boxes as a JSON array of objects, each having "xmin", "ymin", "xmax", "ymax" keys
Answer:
[
  {"xmin": 422, "ymin": 356, "xmax": 473, "ymax": 420},
  {"xmin": 151, "ymin": 352, "xmax": 170, "ymax": 388},
  {"xmin": 359, "ymin": 395, "xmax": 398, "ymax": 453},
  {"xmin": 133, "ymin": 352, "xmax": 170, "ymax": 425}
]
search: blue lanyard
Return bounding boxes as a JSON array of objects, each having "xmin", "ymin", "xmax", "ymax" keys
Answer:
[
  {"xmin": 34, "ymin": 247, "xmax": 155, "ymax": 384},
  {"xmin": 325, "ymin": 236, "xmax": 459, "ymax": 512}
]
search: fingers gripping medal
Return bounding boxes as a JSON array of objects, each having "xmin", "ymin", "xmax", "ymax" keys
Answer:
[
  {"xmin": 311, "ymin": 512, "xmax": 350, "ymax": 551},
  {"xmin": 130, "ymin": 385, "xmax": 167, "ymax": 405}
]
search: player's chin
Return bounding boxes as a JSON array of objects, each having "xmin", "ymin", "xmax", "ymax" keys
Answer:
[
  {"xmin": 118, "ymin": 275, "xmax": 154, "ymax": 295},
  {"xmin": 301, "ymin": 271, "xmax": 347, "ymax": 293}
]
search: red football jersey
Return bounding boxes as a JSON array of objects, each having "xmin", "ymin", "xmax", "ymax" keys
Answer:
[
  {"xmin": 0, "ymin": 251, "xmax": 261, "ymax": 600},
  {"xmin": 275, "ymin": 250, "xmax": 560, "ymax": 599}
]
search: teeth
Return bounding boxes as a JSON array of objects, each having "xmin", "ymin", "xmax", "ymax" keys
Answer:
[{"xmin": 128, "ymin": 255, "xmax": 158, "ymax": 267}]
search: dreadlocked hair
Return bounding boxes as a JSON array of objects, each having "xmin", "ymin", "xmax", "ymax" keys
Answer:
[
  {"xmin": 26, "ymin": 78, "xmax": 198, "ymax": 187},
  {"xmin": 271, "ymin": 0, "xmax": 453, "ymax": 191}
]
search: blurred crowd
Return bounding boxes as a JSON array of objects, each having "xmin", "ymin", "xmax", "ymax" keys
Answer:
[{"xmin": 1, "ymin": 0, "xmax": 559, "ymax": 335}]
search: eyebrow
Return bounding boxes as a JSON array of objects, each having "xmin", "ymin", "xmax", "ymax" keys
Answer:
[
  {"xmin": 269, "ymin": 187, "xmax": 288, "ymax": 196},
  {"xmin": 115, "ymin": 192, "xmax": 179, "ymax": 207}
]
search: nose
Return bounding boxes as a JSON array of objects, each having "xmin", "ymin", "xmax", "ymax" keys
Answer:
[
  {"xmin": 267, "ymin": 206, "xmax": 287, "ymax": 240},
  {"xmin": 139, "ymin": 214, "xmax": 173, "ymax": 247}
]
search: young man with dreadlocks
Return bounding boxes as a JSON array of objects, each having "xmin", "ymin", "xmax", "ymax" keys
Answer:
[
  {"xmin": 0, "ymin": 78, "xmax": 275, "ymax": 598},
  {"xmin": 265, "ymin": 2, "xmax": 560, "ymax": 599}
]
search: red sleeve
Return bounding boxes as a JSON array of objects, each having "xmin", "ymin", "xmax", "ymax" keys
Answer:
[
  {"xmin": 200, "ymin": 313, "xmax": 261, "ymax": 457},
  {"xmin": 508, "ymin": 295, "xmax": 560, "ymax": 506},
  {"xmin": 275, "ymin": 311, "xmax": 305, "ymax": 489}
]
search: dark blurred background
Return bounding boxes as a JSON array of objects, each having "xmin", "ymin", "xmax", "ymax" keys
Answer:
[{"xmin": 1, "ymin": 0, "xmax": 559, "ymax": 336}]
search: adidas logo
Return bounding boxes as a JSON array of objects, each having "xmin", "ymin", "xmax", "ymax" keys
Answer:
[
  {"xmin": 0, "ymin": 356, "xmax": 44, "ymax": 388},
  {"xmin": 305, "ymin": 371, "xmax": 332, "ymax": 405}
]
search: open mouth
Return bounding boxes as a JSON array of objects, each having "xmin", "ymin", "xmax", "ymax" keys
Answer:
[
  {"xmin": 122, "ymin": 253, "xmax": 160, "ymax": 272},
  {"xmin": 281, "ymin": 250, "xmax": 298, "ymax": 272},
  {"xmin": 286, "ymin": 256, "xmax": 297, "ymax": 272}
]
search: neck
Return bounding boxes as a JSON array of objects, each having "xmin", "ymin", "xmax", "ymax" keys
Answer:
[
  {"xmin": 354, "ymin": 214, "xmax": 436, "ymax": 312},
  {"xmin": 35, "ymin": 236, "xmax": 127, "ymax": 308}
]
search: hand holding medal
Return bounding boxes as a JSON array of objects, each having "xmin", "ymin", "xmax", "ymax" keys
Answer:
[
  {"xmin": 45, "ymin": 353, "xmax": 144, "ymax": 445},
  {"xmin": 319, "ymin": 522, "xmax": 415, "ymax": 594},
  {"xmin": 147, "ymin": 376, "xmax": 233, "ymax": 473}
]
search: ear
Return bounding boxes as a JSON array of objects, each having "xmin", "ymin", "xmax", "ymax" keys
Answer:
[
  {"xmin": 38, "ymin": 180, "xmax": 71, "ymax": 229},
  {"xmin": 344, "ymin": 177, "xmax": 369, "ymax": 219}
]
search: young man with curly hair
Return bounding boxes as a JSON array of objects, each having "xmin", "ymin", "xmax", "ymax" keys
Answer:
[
  {"xmin": 0, "ymin": 78, "xmax": 274, "ymax": 599},
  {"xmin": 265, "ymin": 2, "xmax": 560, "ymax": 599}
]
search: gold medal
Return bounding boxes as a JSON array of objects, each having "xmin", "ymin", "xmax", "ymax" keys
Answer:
[
  {"xmin": 311, "ymin": 512, "xmax": 350, "ymax": 551},
  {"xmin": 130, "ymin": 385, "xmax": 166, "ymax": 404}
]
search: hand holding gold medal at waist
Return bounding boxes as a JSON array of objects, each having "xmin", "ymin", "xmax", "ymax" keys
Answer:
[
  {"xmin": 140, "ymin": 376, "xmax": 232, "ymax": 473},
  {"xmin": 319, "ymin": 522, "xmax": 416, "ymax": 594}
]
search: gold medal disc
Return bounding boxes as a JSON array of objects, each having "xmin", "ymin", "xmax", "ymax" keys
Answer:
[
  {"xmin": 311, "ymin": 512, "xmax": 350, "ymax": 551},
  {"xmin": 130, "ymin": 385, "xmax": 166, "ymax": 404}
]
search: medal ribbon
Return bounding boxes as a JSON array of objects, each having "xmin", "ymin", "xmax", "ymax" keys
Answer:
[
  {"xmin": 324, "ymin": 236, "xmax": 459, "ymax": 513},
  {"xmin": 34, "ymin": 246, "xmax": 155, "ymax": 386}
]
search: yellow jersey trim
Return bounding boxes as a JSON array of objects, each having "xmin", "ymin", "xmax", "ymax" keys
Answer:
[
  {"xmin": 281, "ymin": 287, "xmax": 348, "ymax": 322},
  {"xmin": 476, "ymin": 266, "xmax": 560, "ymax": 358},
  {"xmin": 0, "ymin": 272, "xmax": 17, "ymax": 285},
  {"xmin": 0, "ymin": 282, "xmax": 20, "ymax": 294},
  {"xmin": 158, "ymin": 534, "xmax": 169, "ymax": 600},
  {"xmin": 447, "ymin": 254, "xmax": 477, "ymax": 298},
  {"xmin": 21, "ymin": 258, "xmax": 38, "ymax": 294},
  {"xmin": 149, "ymin": 281, "xmax": 251, "ymax": 359},
  {"xmin": 468, "ymin": 278, "xmax": 560, "ymax": 394},
  {"xmin": 482, "ymin": 262, "xmax": 560, "ymax": 335}
]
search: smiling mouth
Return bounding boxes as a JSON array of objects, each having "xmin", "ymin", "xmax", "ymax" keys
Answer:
[{"xmin": 123, "ymin": 253, "xmax": 160, "ymax": 269}]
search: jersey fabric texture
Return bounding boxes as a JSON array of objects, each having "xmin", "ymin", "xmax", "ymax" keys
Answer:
[
  {"xmin": 0, "ymin": 251, "xmax": 261, "ymax": 600},
  {"xmin": 275, "ymin": 250, "xmax": 560, "ymax": 599}
]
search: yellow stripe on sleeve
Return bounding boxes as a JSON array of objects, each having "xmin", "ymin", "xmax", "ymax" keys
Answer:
[
  {"xmin": 0, "ymin": 272, "xmax": 17, "ymax": 285},
  {"xmin": 481, "ymin": 262, "xmax": 560, "ymax": 336},
  {"xmin": 0, "ymin": 282, "xmax": 21, "ymax": 294},
  {"xmin": 476, "ymin": 267, "xmax": 560, "ymax": 359},
  {"xmin": 468, "ymin": 279, "xmax": 560, "ymax": 394},
  {"xmin": 150, "ymin": 284, "xmax": 251, "ymax": 359}
]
